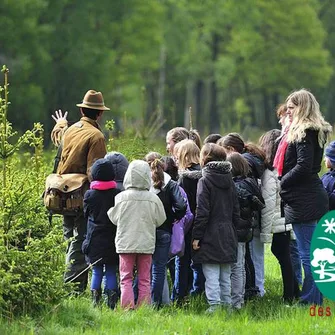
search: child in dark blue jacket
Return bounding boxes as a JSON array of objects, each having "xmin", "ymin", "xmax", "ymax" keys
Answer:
[
  {"xmin": 82, "ymin": 158, "xmax": 121, "ymax": 308},
  {"xmin": 321, "ymin": 141, "xmax": 335, "ymax": 210},
  {"xmin": 226, "ymin": 152, "xmax": 265, "ymax": 308}
]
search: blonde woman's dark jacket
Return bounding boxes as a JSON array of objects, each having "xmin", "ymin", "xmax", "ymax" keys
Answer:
[{"xmin": 280, "ymin": 129, "xmax": 329, "ymax": 223}]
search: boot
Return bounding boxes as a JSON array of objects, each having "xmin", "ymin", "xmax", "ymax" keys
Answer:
[
  {"xmin": 105, "ymin": 289, "xmax": 118, "ymax": 309},
  {"xmin": 91, "ymin": 289, "xmax": 102, "ymax": 307}
]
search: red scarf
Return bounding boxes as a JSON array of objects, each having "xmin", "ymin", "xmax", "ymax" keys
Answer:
[
  {"xmin": 90, "ymin": 180, "xmax": 117, "ymax": 190},
  {"xmin": 273, "ymin": 133, "xmax": 289, "ymax": 177}
]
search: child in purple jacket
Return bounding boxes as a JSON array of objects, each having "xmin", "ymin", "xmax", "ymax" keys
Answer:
[
  {"xmin": 160, "ymin": 156, "xmax": 193, "ymax": 304},
  {"xmin": 321, "ymin": 141, "xmax": 335, "ymax": 210}
]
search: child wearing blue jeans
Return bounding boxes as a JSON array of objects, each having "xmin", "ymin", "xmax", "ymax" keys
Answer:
[
  {"xmin": 82, "ymin": 158, "xmax": 121, "ymax": 308},
  {"xmin": 192, "ymin": 143, "xmax": 239, "ymax": 313}
]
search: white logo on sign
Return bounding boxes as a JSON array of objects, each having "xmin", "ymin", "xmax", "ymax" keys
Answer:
[
  {"xmin": 312, "ymin": 243, "xmax": 335, "ymax": 282},
  {"xmin": 322, "ymin": 218, "xmax": 335, "ymax": 234}
]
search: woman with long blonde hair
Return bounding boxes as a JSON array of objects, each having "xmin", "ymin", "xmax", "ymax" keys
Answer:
[{"xmin": 275, "ymin": 89, "xmax": 332, "ymax": 305}]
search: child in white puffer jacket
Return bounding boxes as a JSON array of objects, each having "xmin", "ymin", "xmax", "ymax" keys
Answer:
[
  {"xmin": 108, "ymin": 160, "xmax": 166, "ymax": 309},
  {"xmin": 260, "ymin": 129, "xmax": 300, "ymax": 303}
]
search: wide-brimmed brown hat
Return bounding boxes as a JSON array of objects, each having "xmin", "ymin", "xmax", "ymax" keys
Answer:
[{"xmin": 76, "ymin": 89, "xmax": 110, "ymax": 111}]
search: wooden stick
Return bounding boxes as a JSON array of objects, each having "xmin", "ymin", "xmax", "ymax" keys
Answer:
[{"xmin": 188, "ymin": 106, "xmax": 193, "ymax": 130}]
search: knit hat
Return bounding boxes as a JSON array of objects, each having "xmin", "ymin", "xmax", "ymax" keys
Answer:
[
  {"xmin": 90, "ymin": 158, "xmax": 115, "ymax": 181},
  {"xmin": 104, "ymin": 152, "xmax": 129, "ymax": 183},
  {"xmin": 325, "ymin": 141, "xmax": 335, "ymax": 166}
]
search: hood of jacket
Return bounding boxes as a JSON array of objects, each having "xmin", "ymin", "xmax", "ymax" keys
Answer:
[
  {"xmin": 234, "ymin": 175, "xmax": 263, "ymax": 199},
  {"xmin": 179, "ymin": 164, "xmax": 203, "ymax": 181},
  {"xmin": 202, "ymin": 161, "xmax": 232, "ymax": 189},
  {"xmin": 123, "ymin": 160, "xmax": 151, "ymax": 190},
  {"xmin": 104, "ymin": 152, "xmax": 129, "ymax": 183},
  {"xmin": 90, "ymin": 158, "xmax": 115, "ymax": 181},
  {"xmin": 243, "ymin": 152, "xmax": 265, "ymax": 179}
]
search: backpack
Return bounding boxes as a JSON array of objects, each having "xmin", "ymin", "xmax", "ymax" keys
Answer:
[{"xmin": 44, "ymin": 173, "xmax": 89, "ymax": 215}]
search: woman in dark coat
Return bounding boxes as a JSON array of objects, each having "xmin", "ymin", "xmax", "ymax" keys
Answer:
[
  {"xmin": 82, "ymin": 158, "xmax": 121, "ymax": 308},
  {"xmin": 276, "ymin": 89, "xmax": 332, "ymax": 305},
  {"xmin": 192, "ymin": 143, "xmax": 239, "ymax": 312}
]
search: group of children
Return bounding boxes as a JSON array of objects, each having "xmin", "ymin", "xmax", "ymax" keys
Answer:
[{"xmin": 81, "ymin": 126, "xmax": 335, "ymax": 312}]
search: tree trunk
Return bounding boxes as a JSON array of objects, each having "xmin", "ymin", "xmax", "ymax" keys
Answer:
[
  {"xmin": 243, "ymin": 79, "xmax": 256, "ymax": 127},
  {"xmin": 262, "ymin": 90, "xmax": 271, "ymax": 129},
  {"xmin": 271, "ymin": 92, "xmax": 280, "ymax": 128},
  {"xmin": 195, "ymin": 80, "xmax": 204, "ymax": 133},
  {"xmin": 209, "ymin": 80, "xmax": 219, "ymax": 132},
  {"xmin": 145, "ymin": 82, "xmax": 155, "ymax": 119},
  {"xmin": 157, "ymin": 44, "xmax": 166, "ymax": 118},
  {"xmin": 202, "ymin": 79, "xmax": 211, "ymax": 136},
  {"xmin": 209, "ymin": 33, "xmax": 220, "ymax": 133},
  {"xmin": 184, "ymin": 80, "xmax": 193, "ymax": 129}
]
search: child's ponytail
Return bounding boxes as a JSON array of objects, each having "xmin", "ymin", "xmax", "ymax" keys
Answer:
[{"xmin": 151, "ymin": 159, "xmax": 164, "ymax": 189}]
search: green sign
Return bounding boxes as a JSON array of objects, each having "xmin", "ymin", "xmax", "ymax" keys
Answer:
[{"xmin": 311, "ymin": 210, "xmax": 335, "ymax": 301}]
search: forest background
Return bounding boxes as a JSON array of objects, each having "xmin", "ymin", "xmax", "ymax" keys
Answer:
[
  {"xmin": 2, "ymin": 0, "xmax": 335, "ymax": 143},
  {"xmin": 2, "ymin": 0, "xmax": 335, "ymax": 332}
]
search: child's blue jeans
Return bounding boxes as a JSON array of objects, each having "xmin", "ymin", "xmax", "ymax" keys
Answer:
[{"xmin": 91, "ymin": 263, "xmax": 117, "ymax": 291}]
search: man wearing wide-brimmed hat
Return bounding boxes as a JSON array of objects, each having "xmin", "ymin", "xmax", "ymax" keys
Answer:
[{"xmin": 51, "ymin": 89, "xmax": 110, "ymax": 293}]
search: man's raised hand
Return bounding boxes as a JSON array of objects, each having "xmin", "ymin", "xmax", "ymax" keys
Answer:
[{"xmin": 52, "ymin": 109, "xmax": 68, "ymax": 123}]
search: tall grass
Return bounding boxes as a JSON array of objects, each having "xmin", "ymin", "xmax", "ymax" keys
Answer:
[{"xmin": 1, "ymin": 246, "xmax": 335, "ymax": 334}]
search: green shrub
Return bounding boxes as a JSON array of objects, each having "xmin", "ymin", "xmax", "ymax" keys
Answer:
[
  {"xmin": 0, "ymin": 225, "xmax": 65, "ymax": 316},
  {"xmin": 0, "ymin": 66, "xmax": 66, "ymax": 317}
]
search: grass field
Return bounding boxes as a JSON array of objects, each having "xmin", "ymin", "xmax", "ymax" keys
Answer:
[{"xmin": 1, "ymin": 246, "xmax": 335, "ymax": 335}]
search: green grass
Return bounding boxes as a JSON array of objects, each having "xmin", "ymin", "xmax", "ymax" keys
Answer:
[{"xmin": 1, "ymin": 246, "xmax": 335, "ymax": 335}]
